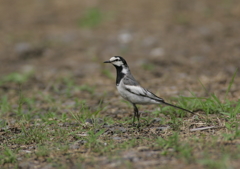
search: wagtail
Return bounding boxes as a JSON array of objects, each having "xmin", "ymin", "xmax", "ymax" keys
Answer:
[{"xmin": 104, "ymin": 56, "xmax": 192, "ymax": 127}]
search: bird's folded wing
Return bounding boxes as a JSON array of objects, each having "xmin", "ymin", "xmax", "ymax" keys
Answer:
[
  {"xmin": 123, "ymin": 74, "xmax": 164, "ymax": 102},
  {"xmin": 124, "ymin": 84, "xmax": 164, "ymax": 102}
]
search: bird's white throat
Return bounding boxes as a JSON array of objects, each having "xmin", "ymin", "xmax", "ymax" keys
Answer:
[{"xmin": 121, "ymin": 66, "xmax": 129, "ymax": 74}]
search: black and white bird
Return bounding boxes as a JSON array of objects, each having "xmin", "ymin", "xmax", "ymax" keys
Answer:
[{"xmin": 104, "ymin": 56, "xmax": 192, "ymax": 127}]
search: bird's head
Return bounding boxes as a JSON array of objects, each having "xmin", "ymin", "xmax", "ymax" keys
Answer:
[{"xmin": 104, "ymin": 56, "xmax": 128, "ymax": 67}]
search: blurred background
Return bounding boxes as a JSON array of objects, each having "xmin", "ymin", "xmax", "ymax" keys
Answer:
[{"xmin": 1, "ymin": 0, "xmax": 240, "ymax": 99}]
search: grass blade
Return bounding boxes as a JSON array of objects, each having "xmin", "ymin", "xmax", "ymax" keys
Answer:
[{"xmin": 224, "ymin": 69, "xmax": 238, "ymax": 101}]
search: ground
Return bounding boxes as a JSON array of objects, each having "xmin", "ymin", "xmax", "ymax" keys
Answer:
[{"xmin": 1, "ymin": 0, "xmax": 240, "ymax": 168}]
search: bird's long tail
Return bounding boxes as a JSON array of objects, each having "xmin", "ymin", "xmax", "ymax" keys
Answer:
[{"xmin": 162, "ymin": 101, "xmax": 193, "ymax": 114}]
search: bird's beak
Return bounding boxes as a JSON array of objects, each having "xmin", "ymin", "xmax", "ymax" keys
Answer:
[{"xmin": 104, "ymin": 60, "xmax": 111, "ymax": 63}]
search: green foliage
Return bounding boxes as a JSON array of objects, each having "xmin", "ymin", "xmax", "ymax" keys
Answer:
[
  {"xmin": 14, "ymin": 124, "xmax": 49, "ymax": 144},
  {"xmin": 198, "ymin": 154, "xmax": 230, "ymax": 169},
  {"xmin": 0, "ymin": 147, "xmax": 17, "ymax": 165},
  {"xmin": 84, "ymin": 129, "xmax": 105, "ymax": 150},
  {"xmin": 224, "ymin": 69, "xmax": 238, "ymax": 100},
  {"xmin": 70, "ymin": 100, "xmax": 101, "ymax": 123},
  {"xmin": 35, "ymin": 145, "xmax": 50, "ymax": 157},
  {"xmin": 0, "ymin": 96, "xmax": 11, "ymax": 115},
  {"xmin": 78, "ymin": 85, "xmax": 95, "ymax": 94},
  {"xmin": 102, "ymin": 69, "xmax": 114, "ymax": 79},
  {"xmin": 1, "ymin": 69, "xmax": 240, "ymax": 168},
  {"xmin": 0, "ymin": 71, "xmax": 33, "ymax": 85},
  {"xmin": 223, "ymin": 122, "xmax": 240, "ymax": 141},
  {"xmin": 156, "ymin": 132, "xmax": 194, "ymax": 163},
  {"xmin": 141, "ymin": 63, "xmax": 155, "ymax": 71},
  {"xmin": 78, "ymin": 8, "xmax": 103, "ymax": 28}
]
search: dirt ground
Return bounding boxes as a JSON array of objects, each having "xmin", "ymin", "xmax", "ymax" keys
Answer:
[
  {"xmin": 1, "ymin": 0, "xmax": 240, "ymax": 168},
  {"xmin": 1, "ymin": 0, "xmax": 240, "ymax": 94}
]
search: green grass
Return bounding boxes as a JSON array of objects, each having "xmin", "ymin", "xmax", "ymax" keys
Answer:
[
  {"xmin": 0, "ymin": 146, "xmax": 17, "ymax": 165},
  {"xmin": 78, "ymin": 8, "xmax": 104, "ymax": 28},
  {"xmin": 0, "ymin": 71, "xmax": 34, "ymax": 85},
  {"xmin": 141, "ymin": 62, "xmax": 155, "ymax": 71},
  {"xmin": 0, "ymin": 96, "xmax": 11, "ymax": 115},
  {"xmin": 0, "ymin": 71, "xmax": 240, "ymax": 169}
]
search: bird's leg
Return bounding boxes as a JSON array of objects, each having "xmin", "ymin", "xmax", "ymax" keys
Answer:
[
  {"xmin": 132, "ymin": 109, "xmax": 136, "ymax": 125},
  {"xmin": 132, "ymin": 104, "xmax": 140, "ymax": 127},
  {"xmin": 132, "ymin": 105, "xmax": 136, "ymax": 125}
]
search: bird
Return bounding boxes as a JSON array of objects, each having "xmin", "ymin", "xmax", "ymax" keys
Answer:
[{"xmin": 104, "ymin": 56, "xmax": 193, "ymax": 127}]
